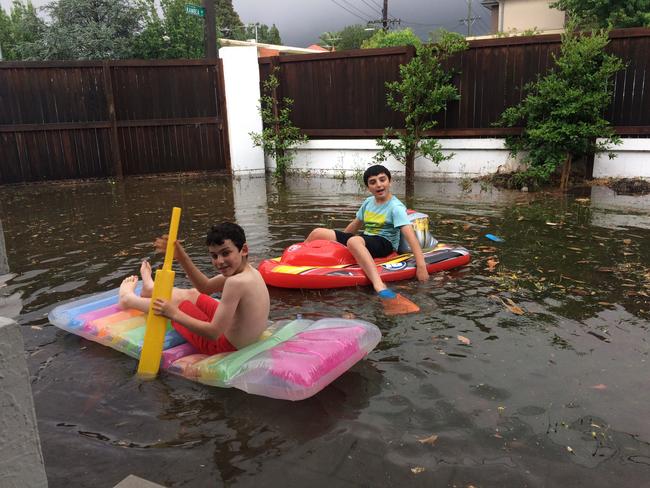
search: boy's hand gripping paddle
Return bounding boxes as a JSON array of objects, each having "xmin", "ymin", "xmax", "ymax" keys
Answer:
[{"xmin": 137, "ymin": 207, "xmax": 181, "ymax": 379}]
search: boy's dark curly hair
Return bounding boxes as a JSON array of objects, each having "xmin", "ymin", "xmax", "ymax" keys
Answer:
[
  {"xmin": 206, "ymin": 222, "xmax": 246, "ymax": 250},
  {"xmin": 363, "ymin": 164, "xmax": 391, "ymax": 186}
]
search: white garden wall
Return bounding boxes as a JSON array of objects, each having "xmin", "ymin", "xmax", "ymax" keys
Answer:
[
  {"xmin": 219, "ymin": 48, "xmax": 650, "ymax": 180},
  {"xmin": 593, "ymin": 138, "xmax": 650, "ymax": 179},
  {"xmin": 219, "ymin": 46, "xmax": 265, "ymax": 175},
  {"xmin": 267, "ymin": 139, "xmax": 524, "ymax": 178}
]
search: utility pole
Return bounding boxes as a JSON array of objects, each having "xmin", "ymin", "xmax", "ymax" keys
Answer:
[
  {"xmin": 459, "ymin": 0, "xmax": 481, "ymax": 37},
  {"xmin": 368, "ymin": 1, "xmax": 400, "ymax": 32},
  {"xmin": 203, "ymin": 0, "xmax": 216, "ymax": 58}
]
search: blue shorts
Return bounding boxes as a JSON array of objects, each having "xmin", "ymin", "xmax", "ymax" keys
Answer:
[{"xmin": 334, "ymin": 230, "xmax": 394, "ymax": 258}]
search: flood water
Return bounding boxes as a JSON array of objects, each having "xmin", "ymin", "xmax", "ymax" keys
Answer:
[{"xmin": 1, "ymin": 174, "xmax": 649, "ymax": 487}]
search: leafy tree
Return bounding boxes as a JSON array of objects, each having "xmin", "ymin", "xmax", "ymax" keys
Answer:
[
  {"xmin": 318, "ymin": 24, "xmax": 373, "ymax": 51},
  {"xmin": 361, "ymin": 28, "xmax": 421, "ymax": 49},
  {"xmin": 0, "ymin": 1, "xmax": 45, "ymax": 60},
  {"xmin": 318, "ymin": 31, "xmax": 340, "ymax": 51},
  {"xmin": 374, "ymin": 31, "xmax": 468, "ymax": 194},
  {"xmin": 133, "ymin": 0, "xmax": 245, "ymax": 59},
  {"xmin": 238, "ymin": 23, "xmax": 282, "ymax": 44},
  {"xmin": 551, "ymin": 0, "xmax": 650, "ymax": 29},
  {"xmin": 32, "ymin": 0, "xmax": 145, "ymax": 59},
  {"xmin": 497, "ymin": 24, "xmax": 624, "ymax": 189},
  {"xmin": 250, "ymin": 68, "xmax": 307, "ymax": 179}
]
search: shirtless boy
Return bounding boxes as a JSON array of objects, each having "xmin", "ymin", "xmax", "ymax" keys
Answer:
[
  {"xmin": 119, "ymin": 222, "xmax": 270, "ymax": 355},
  {"xmin": 306, "ymin": 164, "xmax": 429, "ymax": 298}
]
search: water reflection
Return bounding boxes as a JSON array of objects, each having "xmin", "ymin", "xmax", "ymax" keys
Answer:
[{"xmin": 1, "ymin": 174, "xmax": 649, "ymax": 487}]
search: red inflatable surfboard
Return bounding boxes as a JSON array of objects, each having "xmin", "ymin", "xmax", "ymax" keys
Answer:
[{"xmin": 258, "ymin": 239, "xmax": 471, "ymax": 289}]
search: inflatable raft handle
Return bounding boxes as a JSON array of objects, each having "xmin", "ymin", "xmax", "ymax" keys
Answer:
[{"xmin": 137, "ymin": 207, "xmax": 182, "ymax": 379}]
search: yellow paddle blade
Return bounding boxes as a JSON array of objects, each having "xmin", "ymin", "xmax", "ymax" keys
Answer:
[{"xmin": 137, "ymin": 207, "xmax": 181, "ymax": 379}]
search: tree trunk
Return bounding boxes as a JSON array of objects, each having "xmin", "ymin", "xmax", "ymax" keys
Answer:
[
  {"xmin": 405, "ymin": 150, "xmax": 415, "ymax": 198},
  {"xmin": 560, "ymin": 153, "xmax": 572, "ymax": 191}
]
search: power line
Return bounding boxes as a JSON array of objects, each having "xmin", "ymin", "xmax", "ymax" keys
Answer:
[
  {"xmin": 359, "ymin": 0, "xmax": 383, "ymax": 16},
  {"xmin": 329, "ymin": 0, "xmax": 371, "ymax": 22},
  {"xmin": 339, "ymin": 0, "xmax": 378, "ymax": 20}
]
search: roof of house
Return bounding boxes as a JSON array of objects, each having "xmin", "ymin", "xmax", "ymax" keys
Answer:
[
  {"xmin": 306, "ymin": 44, "xmax": 330, "ymax": 52},
  {"xmin": 219, "ymin": 39, "xmax": 327, "ymax": 56}
]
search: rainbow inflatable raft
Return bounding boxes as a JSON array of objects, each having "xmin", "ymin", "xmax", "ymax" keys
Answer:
[{"xmin": 48, "ymin": 287, "xmax": 381, "ymax": 401}]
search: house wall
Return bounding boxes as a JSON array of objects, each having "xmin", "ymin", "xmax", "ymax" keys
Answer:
[{"xmin": 501, "ymin": 0, "xmax": 565, "ymax": 32}]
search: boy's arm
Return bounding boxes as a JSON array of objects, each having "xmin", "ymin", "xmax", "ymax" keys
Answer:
[
  {"xmin": 400, "ymin": 225, "xmax": 429, "ymax": 282},
  {"xmin": 155, "ymin": 237, "xmax": 225, "ymax": 294},
  {"xmin": 173, "ymin": 241, "xmax": 227, "ymax": 293},
  {"xmin": 153, "ymin": 278, "xmax": 242, "ymax": 340},
  {"xmin": 343, "ymin": 218, "xmax": 363, "ymax": 234}
]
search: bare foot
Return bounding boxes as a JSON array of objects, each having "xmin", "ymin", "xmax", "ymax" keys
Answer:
[
  {"xmin": 118, "ymin": 275, "xmax": 138, "ymax": 309},
  {"xmin": 140, "ymin": 260, "xmax": 154, "ymax": 297}
]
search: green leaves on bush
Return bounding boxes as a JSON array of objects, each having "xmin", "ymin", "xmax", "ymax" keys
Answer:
[{"xmin": 497, "ymin": 24, "xmax": 624, "ymax": 188}]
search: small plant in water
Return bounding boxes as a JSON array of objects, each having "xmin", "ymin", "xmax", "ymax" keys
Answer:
[
  {"xmin": 250, "ymin": 67, "xmax": 307, "ymax": 180},
  {"xmin": 459, "ymin": 177, "xmax": 473, "ymax": 193}
]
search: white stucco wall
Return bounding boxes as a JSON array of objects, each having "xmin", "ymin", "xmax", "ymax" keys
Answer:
[
  {"xmin": 0, "ymin": 318, "xmax": 48, "ymax": 488},
  {"xmin": 501, "ymin": 0, "xmax": 565, "ymax": 32},
  {"xmin": 219, "ymin": 46, "xmax": 265, "ymax": 175},
  {"xmin": 593, "ymin": 139, "xmax": 650, "ymax": 179},
  {"xmin": 267, "ymin": 139, "xmax": 524, "ymax": 178}
]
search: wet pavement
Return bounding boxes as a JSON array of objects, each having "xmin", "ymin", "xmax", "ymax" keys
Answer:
[{"xmin": 1, "ymin": 174, "xmax": 649, "ymax": 487}]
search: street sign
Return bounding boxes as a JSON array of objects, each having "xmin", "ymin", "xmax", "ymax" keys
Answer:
[{"xmin": 185, "ymin": 4, "xmax": 205, "ymax": 17}]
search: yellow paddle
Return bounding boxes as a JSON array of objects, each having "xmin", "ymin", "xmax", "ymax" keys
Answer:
[{"xmin": 137, "ymin": 207, "xmax": 181, "ymax": 379}]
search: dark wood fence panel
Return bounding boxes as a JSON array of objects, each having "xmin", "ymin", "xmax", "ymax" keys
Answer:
[
  {"xmin": 260, "ymin": 46, "xmax": 415, "ymax": 134},
  {"xmin": 260, "ymin": 28, "xmax": 650, "ymax": 138},
  {"xmin": 0, "ymin": 60, "xmax": 229, "ymax": 184},
  {"xmin": 0, "ymin": 67, "xmax": 107, "ymax": 125}
]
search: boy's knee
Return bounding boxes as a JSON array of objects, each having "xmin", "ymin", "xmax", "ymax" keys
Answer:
[
  {"xmin": 346, "ymin": 235, "xmax": 365, "ymax": 248},
  {"xmin": 307, "ymin": 228, "xmax": 330, "ymax": 240}
]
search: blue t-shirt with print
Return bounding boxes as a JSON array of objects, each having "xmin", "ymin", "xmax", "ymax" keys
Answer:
[{"xmin": 356, "ymin": 195, "xmax": 410, "ymax": 250}]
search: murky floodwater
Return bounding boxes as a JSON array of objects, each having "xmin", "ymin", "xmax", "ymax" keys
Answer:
[{"xmin": 1, "ymin": 174, "xmax": 649, "ymax": 487}]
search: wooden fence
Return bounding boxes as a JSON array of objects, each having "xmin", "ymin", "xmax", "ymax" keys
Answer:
[
  {"xmin": 259, "ymin": 28, "xmax": 650, "ymax": 138},
  {"xmin": 0, "ymin": 60, "xmax": 230, "ymax": 184}
]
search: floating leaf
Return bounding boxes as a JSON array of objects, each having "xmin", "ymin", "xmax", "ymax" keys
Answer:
[
  {"xmin": 623, "ymin": 239, "xmax": 632, "ymax": 245},
  {"xmin": 545, "ymin": 221, "xmax": 560, "ymax": 226},
  {"xmin": 457, "ymin": 335, "xmax": 471, "ymax": 345},
  {"xmin": 567, "ymin": 446, "xmax": 575, "ymax": 454},
  {"xmin": 590, "ymin": 384, "xmax": 607, "ymax": 390},
  {"xmin": 575, "ymin": 198, "xmax": 590, "ymax": 203},
  {"xmin": 500, "ymin": 297, "xmax": 525, "ymax": 315},
  {"xmin": 411, "ymin": 466, "xmax": 425, "ymax": 474},
  {"xmin": 417, "ymin": 434, "xmax": 439, "ymax": 445}
]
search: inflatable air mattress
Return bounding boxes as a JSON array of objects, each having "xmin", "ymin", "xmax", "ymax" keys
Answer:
[{"xmin": 48, "ymin": 288, "xmax": 381, "ymax": 401}]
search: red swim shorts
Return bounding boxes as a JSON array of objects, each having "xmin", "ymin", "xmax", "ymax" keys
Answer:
[{"xmin": 172, "ymin": 293, "xmax": 238, "ymax": 355}]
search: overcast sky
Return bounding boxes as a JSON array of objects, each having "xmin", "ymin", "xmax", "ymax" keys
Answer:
[{"xmin": 0, "ymin": 0, "xmax": 491, "ymax": 46}]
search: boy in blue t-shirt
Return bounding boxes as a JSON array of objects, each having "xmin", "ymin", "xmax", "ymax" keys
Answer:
[{"xmin": 306, "ymin": 165, "xmax": 429, "ymax": 296}]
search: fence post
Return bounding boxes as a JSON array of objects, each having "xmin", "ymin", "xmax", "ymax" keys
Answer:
[
  {"xmin": 217, "ymin": 45, "xmax": 265, "ymax": 175},
  {"xmin": 269, "ymin": 56, "xmax": 283, "ymax": 161},
  {"xmin": 102, "ymin": 62, "xmax": 123, "ymax": 178},
  {"xmin": 215, "ymin": 60, "xmax": 232, "ymax": 173}
]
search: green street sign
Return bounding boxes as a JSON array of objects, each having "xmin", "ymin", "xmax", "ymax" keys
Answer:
[{"xmin": 185, "ymin": 4, "xmax": 205, "ymax": 17}]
